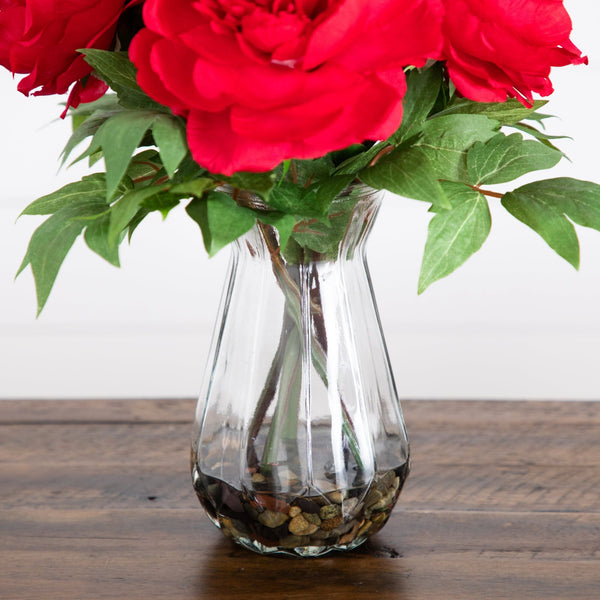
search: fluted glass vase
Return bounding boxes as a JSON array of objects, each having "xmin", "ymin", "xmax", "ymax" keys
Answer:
[{"xmin": 191, "ymin": 184, "xmax": 410, "ymax": 557}]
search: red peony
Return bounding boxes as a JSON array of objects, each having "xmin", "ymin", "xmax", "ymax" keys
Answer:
[
  {"xmin": 0, "ymin": 0, "xmax": 134, "ymax": 108},
  {"xmin": 442, "ymin": 0, "xmax": 587, "ymax": 105},
  {"xmin": 130, "ymin": 0, "xmax": 444, "ymax": 175}
]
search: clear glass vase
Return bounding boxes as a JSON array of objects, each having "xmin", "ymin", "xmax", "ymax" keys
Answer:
[{"xmin": 191, "ymin": 184, "xmax": 410, "ymax": 557}]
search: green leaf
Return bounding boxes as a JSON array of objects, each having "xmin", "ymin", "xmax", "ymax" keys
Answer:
[
  {"xmin": 141, "ymin": 193, "xmax": 181, "ymax": 219},
  {"xmin": 258, "ymin": 213, "xmax": 296, "ymax": 251},
  {"xmin": 108, "ymin": 183, "xmax": 170, "ymax": 245},
  {"xmin": 170, "ymin": 178, "xmax": 215, "ymax": 197},
  {"xmin": 467, "ymin": 133, "xmax": 563, "ymax": 185},
  {"xmin": 333, "ymin": 143, "xmax": 390, "ymax": 176},
  {"xmin": 18, "ymin": 200, "xmax": 108, "ymax": 315},
  {"xmin": 62, "ymin": 108, "xmax": 120, "ymax": 165},
  {"xmin": 84, "ymin": 214, "xmax": 120, "ymax": 267},
  {"xmin": 502, "ymin": 186, "xmax": 580, "ymax": 269},
  {"xmin": 505, "ymin": 178, "xmax": 600, "ymax": 233},
  {"xmin": 360, "ymin": 147, "xmax": 449, "ymax": 209},
  {"xmin": 436, "ymin": 98, "xmax": 548, "ymax": 125},
  {"xmin": 416, "ymin": 114, "xmax": 499, "ymax": 181},
  {"xmin": 267, "ymin": 181, "xmax": 333, "ymax": 218},
  {"xmin": 389, "ymin": 63, "xmax": 443, "ymax": 144},
  {"xmin": 87, "ymin": 110, "xmax": 159, "ymax": 200},
  {"xmin": 151, "ymin": 115, "xmax": 188, "ymax": 178},
  {"xmin": 310, "ymin": 174, "xmax": 355, "ymax": 211},
  {"xmin": 225, "ymin": 171, "xmax": 276, "ymax": 201},
  {"xmin": 186, "ymin": 191, "xmax": 256, "ymax": 256},
  {"xmin": 509, "ymin": 122, "xmax": 569, "ymax": 153},
  {"xmin": 81, "ymin": 49, "xmax": 165, "ymax": 112},
  {"xmin": 20, "ymin": 174, "xmax": 106, "ymax": 216},
  {"xmin": 418, "ymin": 182, "xmax": 491, "ymax": 293}
]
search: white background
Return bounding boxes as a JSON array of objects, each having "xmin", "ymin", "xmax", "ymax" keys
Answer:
[{"xmin": 1, "ymin": 2, "xmax": 599, "ymax": 400}]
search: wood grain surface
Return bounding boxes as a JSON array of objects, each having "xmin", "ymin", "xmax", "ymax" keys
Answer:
[{"xmin": 1, "ymin": 399, "xmax": 599, "ymax": 600}]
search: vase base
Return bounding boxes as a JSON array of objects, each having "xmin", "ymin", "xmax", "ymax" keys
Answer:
[{"xmin": 192, "ymin": 462, "xmax": 409, "ymax": 556}]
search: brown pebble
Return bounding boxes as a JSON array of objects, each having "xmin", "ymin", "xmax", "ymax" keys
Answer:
[
  {"xmin": 339, "ymin": 521, "xmax": 360, "ymax": 545},
  {"xmin": 326, "ymin": 490, "xmax": 344, "ymax": 504},
  {"xmin": 320, "ymin": 513, "xmax": 343, "ymax": 531},
  {"xmin": 258, "ymin": 509, "xmax": 288, "ymax": 528},
  {"xmin": 289, "ymin": 514, "xmax": 319, "ymax": 536},
  {"xmin": 288, "ymin": 506, "xmax": 302, "ymax": 518}
]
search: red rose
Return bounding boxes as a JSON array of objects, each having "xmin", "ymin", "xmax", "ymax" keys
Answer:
[
  {"xmin": 0, "ymin": 0, "xmax": 133, "ymax": 108},
  {"xmin": 442, "ymin": 0, "xmax": 587, "ymax": 105},
  {"xmin": 130, "ymin": 0, "xmax": 443, "ymax": 175}
]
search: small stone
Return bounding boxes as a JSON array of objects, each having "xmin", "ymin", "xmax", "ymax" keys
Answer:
[
  {"xmin": 357, "ymin": 519, "xmax": 372, "ymax": 537},
  {"xmin": 364, "ymin": 488, "xmax": 383, "ymax": 509},
  {"xmin": 326, "ymin": 490, "xmax": 344, "ymax": 504},
  {"xmin": 339, "ymin": 521, "xmax": 360, "ymax": 545},
  {"xmin": 302, "ymin": 512, "xmax": 322, "ymax": 527},
  {"xmin": 378, "ymin": 470, "xmax": 396, "ymax": 491},
  {"xmin": 371, "ymin": 490, "xmax": 395, "ymax": 512},
  {"xmin": 342, "ymin": 497, "xmax": 359, "ymax": 515},
  {"xmin": 319, "ymin": 504, "xmax": 341, "ymax": 521},
  {"xmin": 309, "ymin": 528, "xmax": 337, "ymax": 540},
  {"xmin": 251, "ymin": 473, "xmax": 266, "ymax": 484},
  {"xmin": 288, "ymin": 506, "xmax": 302, "ymax": 518},
  {"xmin": 289, "ymin": 514, "xmax": 319, "ymax": 536},
  {"xmin": 295, "ymin": 497, "xmax": 321, "ymax": 514},
  {"xmin": 330, "ymin": 519, "xmax": 355, "ymax": 536},
  {"xmin": 258, "ymin": 509, "xmax": 288, "ymax": 528},
  {"xmin": 319, "ymin": 513, "xmax": 343, "ymax": 531}
]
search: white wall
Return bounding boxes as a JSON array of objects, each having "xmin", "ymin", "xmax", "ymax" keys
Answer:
[{"xmin": 1, "ymin": 2, "xmax": 600, "ymax": 400}]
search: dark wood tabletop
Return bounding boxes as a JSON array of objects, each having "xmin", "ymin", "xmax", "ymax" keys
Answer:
[{"xmin": 1, "ymin": 399, "xmax": 599, "ymax": 599}]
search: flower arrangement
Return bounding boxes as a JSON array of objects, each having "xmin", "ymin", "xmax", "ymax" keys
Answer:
[{"xmin": 2, "ymin": 0, "xmax": 598, "ymax": 314}]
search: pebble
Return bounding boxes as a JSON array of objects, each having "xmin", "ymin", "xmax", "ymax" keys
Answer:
[
  {"xmin": 295, "ymin": 497, "xmax": 321, "ymax": 514},
  {"xmin": 339, "ymin": 521, "xmax": 360, "ymax": 545},
  {"xmin": 319, "ymin": 504, "xmax": 341, "ymax": 521},
  {"xmin": 288, "ymin": 506, "xmax": 302, "ymax": 518},
  {"xmin": 326, "ymin": 490, "xmax": 344, "ymax": 504},
  {"xmin": 288, "ymin": 514, "xmax": 319, "ymax": 536},
  {"xmin": 258, "ymin": 510, "xmax": 288, "ymax": 528},
  {"xmin": 342, "ymin": 497, "xmax": 359, "ymax": 515},
  {"xmin": 320, "ymin": 513, "xmax": 343, "ymax": 531},
  {"xmin": 303, "ymin": 512, "xmax": 322, "ymax": 527}
]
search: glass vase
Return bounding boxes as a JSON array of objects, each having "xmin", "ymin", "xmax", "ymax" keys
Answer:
[{"xmin": 191, "ymin": 184, "xmax": 410, "ymax": 557}]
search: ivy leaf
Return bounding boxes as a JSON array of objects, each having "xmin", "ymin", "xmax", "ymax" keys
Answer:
[
  {"xmin": 84, "ymin": 214, "xmax": 120, "ymax": 267},
  {"xmin": 360, "ymin": 147, "xmax": 450, "ymax": 209},
  {"xmin": 467, "ymin": 133, "xmax": 563, "ymax": 185},
  {"xmin": 436, "ymin": 98, "xmax": 548, "ymax": 125},
  {"xmin": 18, "ymin": 200, "xmax": 108, "ymax": 315},
  {"xmin": 509, "ymin": 122, "xmax": 569, "ymax": 153},
  {"xmin": 86, "ymin": 111, "xmax": 159, "ymax": 201},
  {"xmin": 502, "ymin": 185, "xmax": 580, "ymax": 269},
  {"xmin": 418, "ymin": 182, "xmax": 491, "ymax": 293},
  {"xmin": 186, "ymin": 191, "xmax": 256, "ymax": 256},
  {"xmin": 81, "ymin": 49, "xmax": 165, "ymax": 112},
  {"xmin": 416, "ymin": 114, "xmax": 499, "ymax": 181},
  {"xmin": 151, "ymin": 114, "xmax": 188, "ymax": 178},
  {"xmin": 309, "ymin": 174, "xmax": 355, "ymax": 211},
  {"xmin": 389, "ymin": 63, "xmax": 443, "ymax": 144}
]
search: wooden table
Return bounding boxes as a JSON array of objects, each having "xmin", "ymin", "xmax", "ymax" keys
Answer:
[{"xmin": 1, "ymin": 399, "xmax": 599, "ymax": 599}]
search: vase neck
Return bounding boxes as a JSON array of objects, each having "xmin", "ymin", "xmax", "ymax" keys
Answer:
[{"xmin": 236, "ymin": 185, "xmax": 382, "ymax": 265}]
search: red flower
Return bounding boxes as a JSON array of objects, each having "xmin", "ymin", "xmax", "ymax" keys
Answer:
[
  {"xmin": 442, "ymin": 0, "xmax": 587, "ymax": 105},
  {"xmin": 130, "ymin": 0, "xmax": 444, "ymax": 175},
  {"xmin": 0, "ymin": 0, "xmax": 133, "ymax": 109}
]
